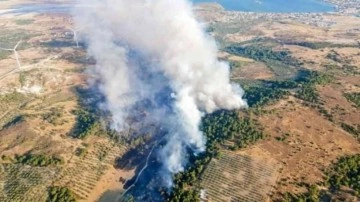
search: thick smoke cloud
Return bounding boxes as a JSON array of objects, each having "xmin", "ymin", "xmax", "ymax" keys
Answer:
[{"xmin": 74, "ymin": 0, "xmax": 247, "ymax": 192}]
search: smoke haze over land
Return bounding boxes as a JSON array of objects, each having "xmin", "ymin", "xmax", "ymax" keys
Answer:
[{"xmin": 73, "ymin": 0, "xmax": 247, "ymax": 196}]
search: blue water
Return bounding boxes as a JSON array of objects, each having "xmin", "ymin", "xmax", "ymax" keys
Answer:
[{"xmin": 193, "ymin": 0, "xmax": 335, "ymax": 13}]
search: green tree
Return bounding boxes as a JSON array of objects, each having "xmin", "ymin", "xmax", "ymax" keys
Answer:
[{"xmin": 47, "ymin": 186, "xmax": 77, "ymax": 202}]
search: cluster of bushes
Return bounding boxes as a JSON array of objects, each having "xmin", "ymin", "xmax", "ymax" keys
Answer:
[
  {"xmin": 275, "ymin": 133, "xmax": 290, "ymax": 142},
  {"xmin": 292, "ymin": 71, "xmax": 337, "ymax": 121},
  {"xmin": 75, "ymin": 147, "xmax": 88, "ymax": 158},
  {"xmin": 47, "ymin": 186, "xmax": 77, "ymax": 202},
  {"xmin": 242, "ymin": 70, "xmax": 332, "ymax": 108},
  {"xmin": 2, "ymin": 115, "xmax": 25, "ymax": 129},
  {"xmin": 71, "ymin": 86, "xmax": 106, "ymax": 139},
  {"xmin": 19, "ymin": 72, "xmax": 26, "ymax": 87},
  {"xmin": 72, "ymin": 109, "xmax": 101, "ymax": 139},
  {"xmin": 326, "ymin": 154, "xmax": 360, "ymax": 196},
  {"xmin": 244, "ymin": 85, "xmax": 290, "ymax": 107},
  {"xmin": 295, "ymin": 71, "xmax": 333, "ymax": 103},
  {"xmin": 342, "ymin": 64, "xmax": 360, "ymax": 75},
  {"xmin": 300, "ymin": 71, "xmax": 333, "ymax": 85},
  {"xmin": 0, "ymin": 91, "xmax": 26, "ymax": 103},
  {"xmin": 326, "ymin": 51, "xmax": 343, "ymax": 63},
  {"xmin": 344, "ymin": 92, "xmax": 360, "ymax": 108},
  {"xmin": 42, "ymin": 108, "xmax": 63, "ymax": 125},
  {"xmin": 0, "ymin": 30, "xmax": 32, "ymax": 60},
  {"xmin": 283, "ymin": 184, "xmax": 322, "ymax": 202},
  {"xmin": 1, "ymin": 155, "xmax": 14, "ymax": 162},
  {"xmin": 296, "ymin": 84, "xmax": 319, "ymax": 103},
  {"xmin": 15, "ymin": 153, "xmax": 64, "ymax": 167}
]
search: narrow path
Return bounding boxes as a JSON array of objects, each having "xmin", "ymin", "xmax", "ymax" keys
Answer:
[{"xmin": 0, "ymin": 54, "xmax": 63, "ymax": 82}]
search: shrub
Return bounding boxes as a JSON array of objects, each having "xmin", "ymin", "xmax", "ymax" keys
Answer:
[
  {"xmin": 47, "ymin": 186, "xmax": 77, "ymax": 202},
  {"xmin": 327, "ymin": 154, "xmax": 360, "ymax": 196},
  {"xmin": 15, "ymin": 153, "xmax": 64, "ymax": 167},
  {"xmin": 344, "ymin": 93, "xmax": 360, "ymax": 108}
]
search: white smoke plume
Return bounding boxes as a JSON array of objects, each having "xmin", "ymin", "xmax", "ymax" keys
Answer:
[{"xmin": 74, "ymin": 0, "xmax": 247, "ymax": 189}]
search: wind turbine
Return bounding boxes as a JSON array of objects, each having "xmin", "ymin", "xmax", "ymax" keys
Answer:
[
  {"xmin": 0, "ymin": 40, "xmax": 22, "ymax": 70},
  {"xmin": 69, "ymin": 28, "xmax": 80, "ymax": 48}
]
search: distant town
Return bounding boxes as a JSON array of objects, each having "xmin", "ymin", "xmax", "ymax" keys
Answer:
[{"xmin": 196, "ymin": 0, "xmax": 360, "ymax": 31}]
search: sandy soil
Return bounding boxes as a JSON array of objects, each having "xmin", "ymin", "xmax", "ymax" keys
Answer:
[
  {"xmin": 85, "ymin": 167, "xmax": 134, "ymax": 202},
  {"xmin": 318, "ymin": 82, "xmax": 360, "ymax": 127},
  {"xmin": 231, "ymin": 61, "xmax": 274, "ymax": 80},
  {"xmin": 246, "ymin": 96, "xmax": 360, "ymax": 196}
]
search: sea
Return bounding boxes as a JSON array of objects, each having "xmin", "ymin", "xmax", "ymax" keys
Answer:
[{"xmin": 193, "ymin": 0, "xmax": 335, "ymax": 13}]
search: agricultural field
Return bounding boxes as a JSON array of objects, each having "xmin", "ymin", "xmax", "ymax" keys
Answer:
[
  {"xmin": 0, "ymin": 139, "xmax": 127, "ymax": 202},
  {"xmin": 0, "ymin": 164, "xmax": 59, "ymax": 201},
  {"xmin": 0, "ymin": 3, "xmax": 133, "ymax": 201},
  {"xmin": 201, "ymin": 151, "xmax": 280, "ymax": 202},
  {"xmin": 54, "ymin": 141, "xmax": 126, "ymax": 201}
]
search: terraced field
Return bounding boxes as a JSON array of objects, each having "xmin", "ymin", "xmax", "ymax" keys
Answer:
[
  {"xmin": 55, "ymin": 142, "xmax": 125, "ymax": 200},
  {"xmin": 0, "ymin": 164, "xmax": 59, "ymax": 202},
  {"xmin": 0, "ymin": 140, "xmax": 125, "ymax": 202}
]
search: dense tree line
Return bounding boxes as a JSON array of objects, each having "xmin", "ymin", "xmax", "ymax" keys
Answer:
[
  {"xmin": 232, "ymin": 37, "xmax": 359, "ymax": 50},
  {"xmin": 226, "ymin": 45, "xmax": 289, "ymax": 61},
  {"xmin": 263, "ymin": 80, "xmax": 298, "ymax": 89},
  {"xmin": 47, "ymin": 186, "xmax": 77, "ymax": 202},
  {"xmin": 201, "ymin": 110, "xmax": 264, "ymax": 150},
  {"xmin": 225, "ymin": 45, "xmax": 300, "ymax": 66},
  {"xmin": 15, "ymin": 153, "xmax": 64, "ymax": 167},
  {"xmin": 340, "ymin": 123, "xmax": 359, "ymax": 140},
  {"xmin": 327, "ymin": 154, "xmax": 360, "ymax": 196},
  {"xmin": 284, "ymin": 41, "xmax": 359, "ymax": 50}
]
